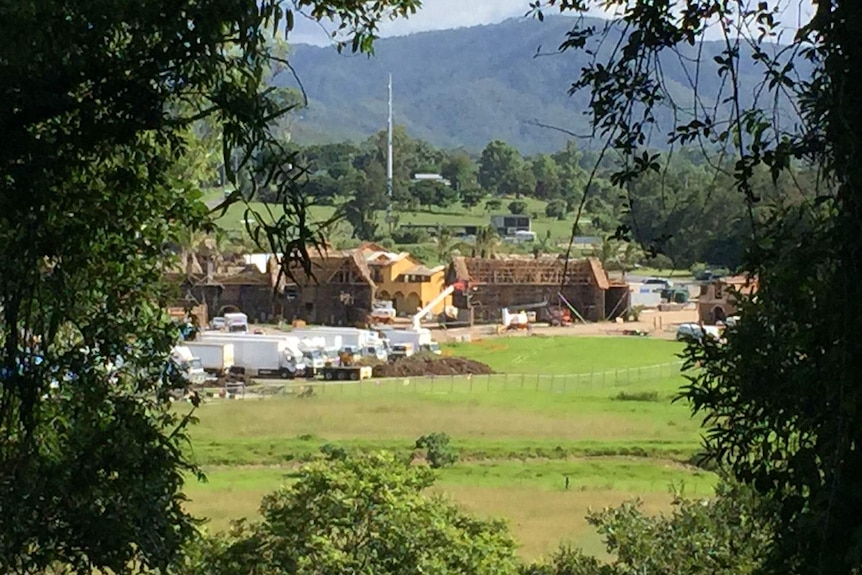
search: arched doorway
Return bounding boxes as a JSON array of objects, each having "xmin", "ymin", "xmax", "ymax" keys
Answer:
[
  {"xmin": 377, "ymin": 290, "xmax": 391, "ymax": 302},
  {"xmin": 392, "ymin": 292, "xmax": 406, "ymax": 315},
  {"xmin": 712, "ymin": 306, "xmax": 727, "ymax": 323},
  {"xmin": 406, "ymin": 292, "xmax": 422, "ymax": 316},
  {"xmin": 218, "ymin": 305, "xmax": 240, "ymax": 316}
]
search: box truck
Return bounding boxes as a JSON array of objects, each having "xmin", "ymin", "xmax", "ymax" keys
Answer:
[
  {"xmin": 196, "ymin": 335, "xmax": 304, "ymax": 379},
  {"xmin": 185, "ymin": 342, "xmax": 235, "ymax": 376},
  {"xmin": 170, "ymin": 345, "xmax": 207, "ymax": 384}
]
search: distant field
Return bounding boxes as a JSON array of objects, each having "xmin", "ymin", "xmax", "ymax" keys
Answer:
[
  {"xmin": 444, "ymin": 335, "xmax": 684, "ymax": 374},
  {"xmin": 208, "ymin": 193, "xmax": 578, "ymax": 248},
  {"xmin": 182, "ymin": 336, "xmax": 708, "ymax": 558}
]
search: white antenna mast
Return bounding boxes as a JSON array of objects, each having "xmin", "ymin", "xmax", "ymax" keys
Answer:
[{"xmin": 386, "ymin": 73, "xmax": 393, "ymax": 223}]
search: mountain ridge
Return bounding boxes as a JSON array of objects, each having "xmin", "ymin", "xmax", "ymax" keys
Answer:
[{"xmin": 279, "ymin": 15, "xmax": 794, "ymax": 154}]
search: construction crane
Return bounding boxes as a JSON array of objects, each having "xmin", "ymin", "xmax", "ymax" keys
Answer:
[{"xmin": 411, "ymin": 280, "xmax": 467, "ymax": 330}]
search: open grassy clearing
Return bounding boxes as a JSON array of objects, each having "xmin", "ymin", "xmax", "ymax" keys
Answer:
[
  {"xmin": 210, "ymin": 196, "xmax": 576, "ymax": 246},
  {"xmin": 443, "ymin": 335, "xmax": 684, "ymax": 374},
  {"xmin": 183, "ymin": 336, "xmax": 708, "ymax": 558}
]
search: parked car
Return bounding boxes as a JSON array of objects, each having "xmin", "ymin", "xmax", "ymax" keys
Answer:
[
  {"xmin": 676, "ymin": 323, "xmax": 721, "ymax": 342},
  {"xmin": 644, "ymin": 277, "xmax": 674, "ymax": 290},
  {"xmin": 694, "ymin": 269, "xmax": 725, "ymax": 282},
  {"xmin": 210, "ymin": 317, "xmax": 226, "ymax": 330}
]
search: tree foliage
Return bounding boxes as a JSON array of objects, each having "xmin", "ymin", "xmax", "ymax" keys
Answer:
[
  {"xmin": 522, "ymin": 482, "xmax": 774, "ymax": 575},
  {"xmin": 186, "ymin": 452, "xmax": 519, "ymax": 575},
  {"xmin": 533, "ymin": 0, "xmax": 862, "ymax": 571},
  {"xmin": 0, "ymin": 0, "xmax": 418, "ymax": 572}
]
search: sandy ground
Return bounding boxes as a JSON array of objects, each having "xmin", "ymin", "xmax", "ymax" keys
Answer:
[
  {"xmin": 258, "ymin": 308, "xmax": 699, "ymax": 342},
  {"xmin": 429, "ymin": 307, "xmax": 699, "ymax": 342}
]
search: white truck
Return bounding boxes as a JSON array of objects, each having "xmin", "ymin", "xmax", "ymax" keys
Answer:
[
  {"xmin": 197, "ymin": 334, "xmax": 304, "ymax": 379},
  {"xmin": 377, "ymin": 327, "xmax": 442, "ymax": 355},
  {"xmin": 288, "ymin": 327, "xmax": 388, "ymax": 361},
  {"xmin": 224, "ymin": 312, "xmax": 249, "ymax": 333},
  {"xmin": 170, "ymin": 345, "xmax": 207, "ymax": 385},
  {"xmin": 185, "ymin": 342, "xmax": 235, "ymax": 376}
]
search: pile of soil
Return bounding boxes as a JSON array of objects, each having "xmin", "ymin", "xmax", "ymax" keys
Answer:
[{"xmin": 372, "ymin": 355, "xmax": 495, "ymax": 378}]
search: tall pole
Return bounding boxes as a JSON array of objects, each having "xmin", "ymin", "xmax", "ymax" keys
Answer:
[{"xmin": 386, "ymin": 73, "xmax": 393, "ymax": 223}]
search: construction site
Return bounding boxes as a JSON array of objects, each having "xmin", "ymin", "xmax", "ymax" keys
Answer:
[{"xmin": 446, "ymin": 256, "xmax": 630, "ymax": 325}]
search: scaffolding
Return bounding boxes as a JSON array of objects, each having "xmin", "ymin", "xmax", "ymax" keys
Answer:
[
  {"xmin": 456, "ymin": 257, "xmax": 601, "ymax": 286},
  {"xmin": 450, "ymin": 256, "xmax": 614, "ymax": 323}
]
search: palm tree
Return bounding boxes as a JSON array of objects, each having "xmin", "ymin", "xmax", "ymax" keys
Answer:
[
  {"xmin": 176, "ymin": 227, "xmax": 208, "ymax": 278},
  {"xmin": 473, "ymin": 225, "xmax": 500, "ymax": 259},
  {"xmin": 532, "ymin": 229, "xmax": 554, "ymax": 258}
]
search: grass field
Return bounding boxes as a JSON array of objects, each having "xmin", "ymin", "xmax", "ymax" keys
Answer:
[
  {"xmin": 210, "ymin": 193, "xmax": 578, "ymax": 248},
  {"xmin": 182, "ymin": 336, "xmax": 711, "ymax": 559},
  {"xmin": 444, "ymin": 335, "xmax": 684, "ymax": 374}
]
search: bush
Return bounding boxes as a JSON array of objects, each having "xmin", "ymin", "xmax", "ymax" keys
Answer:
[
  {"xmin": 613, "ymin": 391, "xmax": 661, "ymax": 402},
  {"xmin": 639, "ymin": 253, "xmax": 674, "ymax": 269},
  {"xmin": 319, "ymin": 443, "xmax": 348, "ymax": 461},
  {"xmin": 378, "ymin": 237, "xmax": 395, "ymax": 249},
  {"xmin": 414, "ymin": 432, "xmax": 459, "ymax": 468},
  {"xmin": 545, "ymin": 199, "xmax": 568, "ymax": 220},
  {"xmin": 508, "ymin": 200, "xmax": 528, "ymax": 215},
  {"xmin": 391, "ymin": 227, "xmax": 430, "ymax": 244}
]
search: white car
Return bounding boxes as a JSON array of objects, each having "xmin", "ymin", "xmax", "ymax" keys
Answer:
[
  {"xmin": 210, "ymin": 317, "xmax": 226, "ymax": 330},
  {"xmin": 676, "ymin": 323, "xmax": 721, "ymax": 342}
]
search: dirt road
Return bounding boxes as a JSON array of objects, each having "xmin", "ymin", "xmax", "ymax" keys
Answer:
[{"xmin": 432, "ymin": 308, "xmax": 698, "ymax": 342}]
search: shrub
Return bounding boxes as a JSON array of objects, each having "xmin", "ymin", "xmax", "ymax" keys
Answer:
[
  {"xmin": 392, "ymin": 227, "xmax": 430, "ymax": 244},
  {"xmin": 613, "ymin": 391, "xmax": 661, "ymax": 402},
  {"xmin": 545, "ymin": 199, "xmax": 568, "ymax": 220},
  {"xmin": 414, "ymin": 432, "xmax": 459, "ymax": 468},
  {"xmin": 639, "ymin": 253, "xmax": 674, "ymax": 269},
  {"xmin": 319, "ymin": 443, "xmax": 348, "ymax": 461},
  {"xmin": 508, "ymin": 200, "xmax": 528, "ymax": 215}
]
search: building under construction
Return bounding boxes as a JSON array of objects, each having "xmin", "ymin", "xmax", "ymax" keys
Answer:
[{"xmin": 446, "ymin": 256, "xmax": 630, "ymax": 324}]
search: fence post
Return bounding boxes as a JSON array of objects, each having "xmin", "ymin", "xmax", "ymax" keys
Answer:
[{"xmin": 521, "ymin": 373, "xmax": 525, "ymax": 389}]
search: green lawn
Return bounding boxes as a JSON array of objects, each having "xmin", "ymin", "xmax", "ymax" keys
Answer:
[
  {"xmin": 444, "ymin": 335, "xmax": 684, "ymax": 374},
  {"xmin": 210, "ymin": 195, "xmax": 580, "ymax": 249},
  {"xmin": 182, "ymin": 336, "xmax": 708, "ymax": 559}
]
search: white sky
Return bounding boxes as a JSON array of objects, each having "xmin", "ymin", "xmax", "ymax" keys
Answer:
[{"xmin": 288, "ymin": 0, "xmax": 813, "ymax": 46}]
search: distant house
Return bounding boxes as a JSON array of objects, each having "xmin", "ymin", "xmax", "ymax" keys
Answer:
[
  {"xmin": 275, "ymin": 250, "xmax": 376, "ymax": 327},
  {"xmin": 166, "ymin": 242, "xmax": 455, "ymax": 327},
  {"xmin": 490, "ymin": 214, "xmax": 531, "ymax": 236},
  {"xmin": 697, "ymin": 275, "xmax": 757, "ymax": 324},
  {"xmin": 274, "ymin": 242, "xmax": 451, "ymax": 325},
  {"xmin": 166, "ymin": 259, "xmax": 278, "ymax": 324},
  {"xmin": 357, "ymin": 243, "xmax": 450, "ymax": 317},
  {"xmin": 445, "ymin": 255, "xmax": 629, "ymax": 324}
]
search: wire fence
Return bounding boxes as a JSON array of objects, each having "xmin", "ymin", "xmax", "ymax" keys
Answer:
[{"xmin": 236, "ymin": 361, "xmax": 685, "ymax": 399}]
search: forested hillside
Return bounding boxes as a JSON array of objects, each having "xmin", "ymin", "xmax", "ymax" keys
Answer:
[
  {"xmin": 254, "ymin": 131, "xmax": 815, "ymax": 270},
  {"xmin": 280, "ymin": 15, "xmax": 796, "ymax": 154}
]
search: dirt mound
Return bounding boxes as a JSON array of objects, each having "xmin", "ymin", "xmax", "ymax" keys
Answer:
[{"xmin": 372, "ymin": 355, "xmax": 495, "ymax": 378}]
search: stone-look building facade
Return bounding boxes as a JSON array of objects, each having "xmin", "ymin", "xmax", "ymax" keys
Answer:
[{"xmin": 445, "ymin": 256, "xmax": 629, "ymax": 324}]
